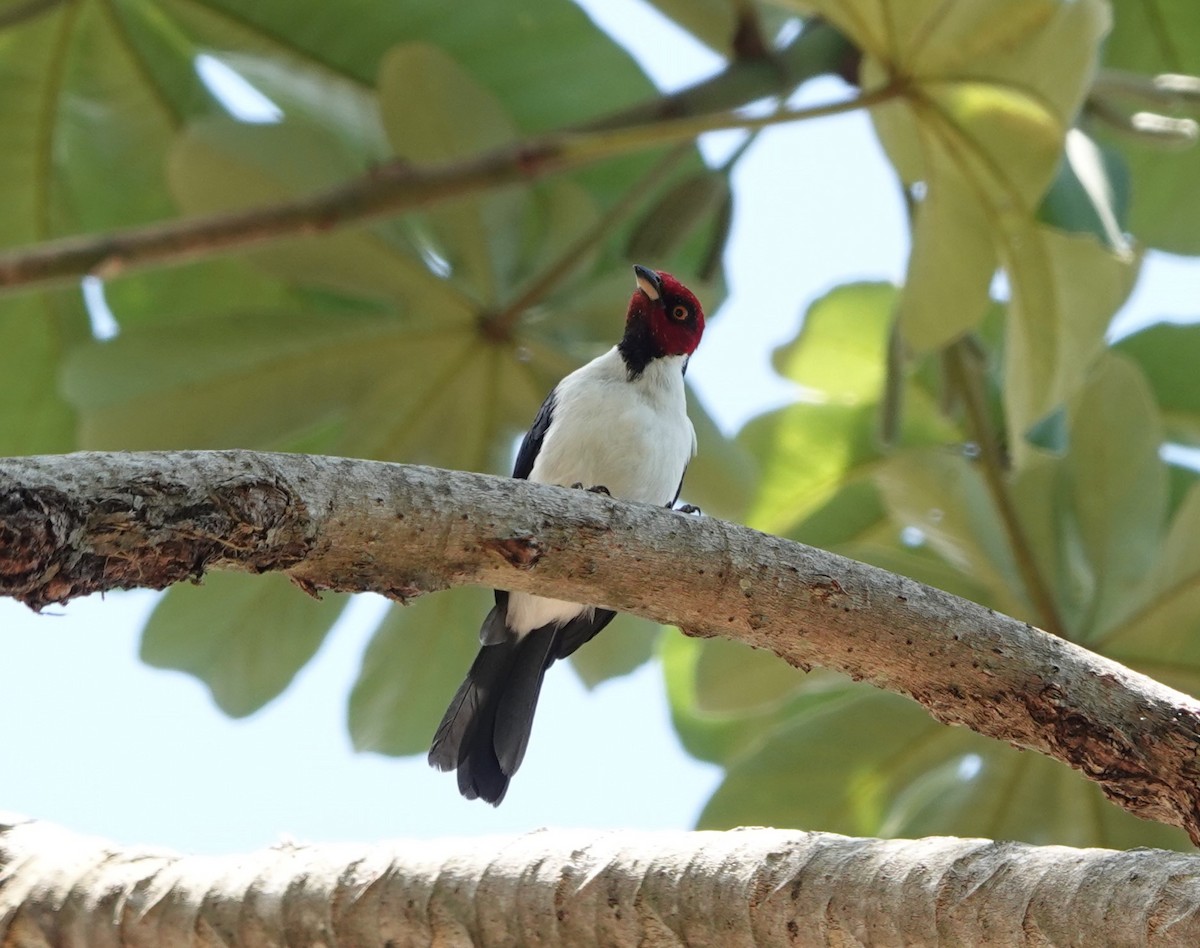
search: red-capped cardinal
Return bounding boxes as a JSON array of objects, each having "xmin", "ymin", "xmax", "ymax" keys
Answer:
[{"xmin": 429, "ymin": 264, "xmax": 706, "ymax": 803}]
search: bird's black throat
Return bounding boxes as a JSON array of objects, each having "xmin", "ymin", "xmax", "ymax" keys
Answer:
[{"xmin": 617, "ymin": 316, "xmax": 658, "ymax": 380}]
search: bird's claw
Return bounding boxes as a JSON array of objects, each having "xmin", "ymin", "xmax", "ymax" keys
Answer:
[
  {"xmin": 571, "ymin": 482, "xmax": 611, "ymax": 495},
  {"xmin": 674, "ymin": 503, "xmax": 702, "ymax": 515}
]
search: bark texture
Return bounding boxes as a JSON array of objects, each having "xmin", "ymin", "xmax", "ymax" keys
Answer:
[
  {"xmin": 3, "ymin": 451, "xmax": 1200, "ymax": 843},
  {"xmin": 2, "ymin": 816, "xmax": 1198, "ymax": 947}
]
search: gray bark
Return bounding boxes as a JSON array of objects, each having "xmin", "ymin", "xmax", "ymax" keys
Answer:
[
  {"xmin": 2, "ymin": 815, "xmax": 1198, "ymax": 947},
  {"xmin": 3, "ymin": 450, "xmax": 1200, "ymax": 844}
]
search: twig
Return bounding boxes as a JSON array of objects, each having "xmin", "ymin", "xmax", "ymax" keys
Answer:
[
  {"xmin": 0, "ymin": 27, "xmax": 878, "ymax": 294},
  {"xmin": 485, "ymin": 144, "xmax": 692, "ymax": 338},
  {"xmin": 944, "ymin": 339, "xmax": 1067, "ymax": 638},
  {"xmin": 0, "ymin": 0, "xmax": 65, "ymax": 31}
]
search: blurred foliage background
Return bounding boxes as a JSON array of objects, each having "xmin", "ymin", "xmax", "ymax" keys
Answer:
[{"xmin": 2, "ymin": 0, "xmax": 1200, "ymax": 849}]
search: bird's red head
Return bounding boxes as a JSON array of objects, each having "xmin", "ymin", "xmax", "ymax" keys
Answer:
[{"xmin": 626, "ymin": 265, "xmax": 705, "ymax": 358}]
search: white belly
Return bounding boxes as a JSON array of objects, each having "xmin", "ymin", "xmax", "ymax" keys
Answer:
[{"xmin": 506, "ymin": 348, "xmax": 695, "ymax": 635}]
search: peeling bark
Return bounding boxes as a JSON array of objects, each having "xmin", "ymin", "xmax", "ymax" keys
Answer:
[
  {"xmin": 3, "ymin": 451, "xmax": 1200, "ymax": 843},
  {"xmin": 1, "ymin": 816, "xmax": 1199, "ymax": 947}
]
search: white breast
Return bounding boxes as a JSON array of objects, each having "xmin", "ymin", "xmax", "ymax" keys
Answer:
[
  {"xmin": 507, "ymin": 347, "xmax": 696, "ymax": 634},
  {"xmin": 529, "ymin": 348, "xmax": 695, "ymax": 502}
]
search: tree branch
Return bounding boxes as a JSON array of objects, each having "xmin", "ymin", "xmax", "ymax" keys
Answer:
[
  {"xmin": 2, "ymin": 450, "xmax": 1200, "ymax": 843},
  {"xmin": 3, "ymin": 816, "xmax": 1199, "ymax": 946},
  {"xmin": 0, "ymin": 24, "xmax": 866, "ymax": 294}
]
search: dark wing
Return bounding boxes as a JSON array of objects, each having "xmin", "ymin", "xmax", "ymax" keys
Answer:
[
  {"xmin": 512, "ymin": 388, "xmax": 557, "ymax": 480},
  {"xmin": 554, "ymin": 608, "xmax": 617, "ymax": 660},
  {"xmin": 490, "ymin": 389, "xmax": 557, "ymax": 620},
  {"xmin": 670, "ymin": 464, "xmax": 688, "ymax": 507}
]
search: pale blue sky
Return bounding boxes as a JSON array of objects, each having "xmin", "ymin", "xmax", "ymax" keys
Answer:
[{"xmin": 2, "ymin": 0, "xmax": 1197, "ymax": 852}]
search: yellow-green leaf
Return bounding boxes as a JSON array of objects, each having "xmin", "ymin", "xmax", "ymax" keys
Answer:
[
  {"xmin": 1065, "ymin": 354, "xmax": 1166, "ymax": 640},
  {"xmin": 1102, "ymin": 483, "xmax": 1200, "ymax": 697},
  {"xmin": 698, "ymin": 681, "xmax": 1190, "ymax": 849},
  {"xmin": 378, "ymin": 42, "xmax": 522, "ymax": 303},
  {"xmin": 872, "ymin": 448, "xmax": 1029, "ymax": 619},
  {"xmin": 820, "ymin": 0, "xmax": 1114, "ymax": 404},
  {"xmin": 772, "ymin": 282, "xmax": 896, "ymax": 402},
  {"xmin": 569, "ymin": 615, "xmax": 660, "ymax": 690},
  {"xmin": 142, "ymin": 573, "xmax": 347, "ymax": 718},
  {"xmin": 168, "ymin": 117, "xmax": 471, "ymax": 313},
  {"xmin": 641, "ymin": 0, "xmax": 738, "ymax": 54},
  {"xmin": 693, "ymin": 637, "xmax": 806, "ymax": 715},
  {"xmin": 348, "ymin": 588, "xmax": 491, "ymax": 756},
  {"xmin": 1003, "ymin": 227, "xmax": 1138, "ymax": 454},
  {"xmin": 1116, "ymin": 322, "xmax": 1200, "ymax": 447}
]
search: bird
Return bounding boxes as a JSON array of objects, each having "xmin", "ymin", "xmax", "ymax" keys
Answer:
[{"xmin": 428, "ymin": 264, "xmax": 706, "ymax": 804}]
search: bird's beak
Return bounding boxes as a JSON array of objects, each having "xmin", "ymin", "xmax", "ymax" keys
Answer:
[{"xmin": 633, "ymin": 264, "xmax": 663, "ymax": 302}]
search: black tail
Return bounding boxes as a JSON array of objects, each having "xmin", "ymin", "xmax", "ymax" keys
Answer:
[
  {"xmin": 429, "ymin": 606, "xmax": 615, "ymax": 804},
  {"xmin": 428, "ymin": 623, "xmax": 557, "ymax": 804}
]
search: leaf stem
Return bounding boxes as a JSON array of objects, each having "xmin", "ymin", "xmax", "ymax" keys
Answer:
[{"xmin": 944, "ymin": 339, "xmax": 1067, "ymax": 638}]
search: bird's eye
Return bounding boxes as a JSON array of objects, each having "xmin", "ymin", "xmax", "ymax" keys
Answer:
[{"xmin": 671, "ymin": 304, "xmax": 689, "ymax": 322}]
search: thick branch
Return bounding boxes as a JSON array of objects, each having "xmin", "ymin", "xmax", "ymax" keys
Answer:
[
  {"xmin": 3, "ymin": 450, "xmax": 1200, "ymax": 843},
  {"xmin": 3, "ymin": 816, "xmax": 1199, "ymax": 947},
  {"xmin": 0, "ymin": 25, "xmax": 860, "ymax": 294}
]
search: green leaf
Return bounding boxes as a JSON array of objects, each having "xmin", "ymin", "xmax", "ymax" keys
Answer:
[
  {"xmin": 1002, "ymin": 227, "xmax": 1138, "ymax": 455},
  {"xmin": 641, "ymin": 0, "xmax": 738, "ymax": 54},
  {"xmin": 101, "ymin": 257, "xmax": 298, "ymax": 334},
  {"xmin": 742, "ymin": 402, "xmax": 885, "ymax": 535},
  {"xmin": 692, "ymin": 636, "xmax": 806, "ymax": 715},
  {"xmin": 378, "ymin": 43, "xmax": 522, "ymax": 303},
  {"xmin": 626, "ymin": 172, "xmax": 731, "ymax": 264},
  {"xmin": 1064, "ymin": 354, "xmax": 1166, "ymax": 639},
  {"xmin": 890, "ymin": 145, "xmax": 998, "ymax": 351},
  {"xmin": 1099, "ymin": 0, "xmax": 1200, "ymax": 254},
  {"xmin": 141, "ymin": 573, "xmax": 346, "ymax": 717},
  {"xmin": 1037, "ymin": 130, "xmax": 1131, "ymax": 251},
  {"xmin": 336, "ymin": 335, "xmax": 547, "ymax": 471},
  {"xmin": 568, "ymin": 614, "xmax": 660, "ymax": 690},
  {"xmin": 771, "ymin": 282, "xmax": 896, "ymax": 402},
  {"xmin": 1116, "ymin": 322, "xmax": 1200, "ymax": 446},
  {"xmin": 698, "ymin": 681, "xmax": 1190, "ymax": 849},
  {"xmin": 744, "ymin": 283, "xmax": 891, "ymax": 532},
  {"xmin": 743, "ymin": 394, "xmax": 958, "ymax": 538},
  {"xmin": 680, "ymin": 389, "xmax": 758, "ymax": 521},
  {"xmin": 513, "ymin": 180, "xmax": 602, "ymax": 294},
  {"xmin": 348, "ymin": 588, "xmax": 491, "ymax": 756},
  {"xmin": 0, "ymin": 0, "xmax": 178, "ymax": 247},
  {"xmin": 844, "ymin": 0, "xmax": 1111, "ymax": 351},
  {"xmin": 872, "ymin": 448, "xmax": 1029, "ymax": 619},
  {"xmin": 661, "ymin": 630, "xmax": 844, "ymax": 766},
  {"xmin": 0, "ymin": 291, "xmax": 81, "ymax": 454},
  {"xmin": 1007, "ymin": 449, "xmax": 1094, "ymax": 636},
  {"xmin": 0, "ymin": 7, "xmax": 66, "ymax": 246},
  {"xmin": 168, "ymin": 116, "xmax": 472, "ymax": 311},
  {"xmin": 208, "ymin": 51, "xmax": 392, "ymax": 159},
  {"xmin": 155, "ymin": 0, "xmax": 679, "ymax": 205},
  {"xmin": 62, "ymin": 305, "xmax": 405, "ymax": 451},
  {"xmin": 1098, "ymin": 482, "xmax": 1200, "ymax": 696}
]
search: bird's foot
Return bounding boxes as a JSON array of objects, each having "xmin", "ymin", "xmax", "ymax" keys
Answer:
[
  {"xmin": 673, "ymin": 503, "xmax": 702, "ymax": 515},
  {"xmin": 571, "ymin": 482, "xmax": 612, "ymax": 496}
]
